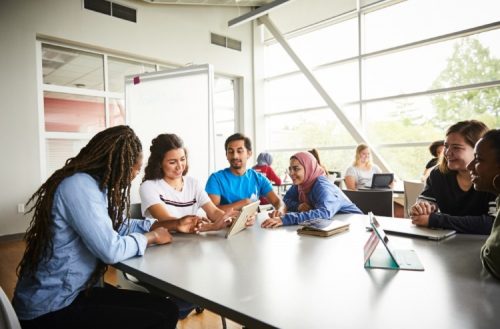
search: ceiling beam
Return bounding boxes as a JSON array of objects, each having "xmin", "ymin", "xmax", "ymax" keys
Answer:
[{"xmin": 228, "ymin": 0, "xmax": 290, "ymax": 28}]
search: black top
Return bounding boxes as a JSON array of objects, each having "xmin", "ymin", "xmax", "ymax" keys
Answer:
[
  {"xmin": 425, "ymin": 157, "xmax": 438, "ymax": 169},
  {"xmin": 419, "ymin": 167, "xmax": 496, "ymax": 234}
]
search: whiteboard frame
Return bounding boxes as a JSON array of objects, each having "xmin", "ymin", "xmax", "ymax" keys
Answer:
[{"xmin": 125, "ymin": 64, "xmax": 215, "ymax": 202}]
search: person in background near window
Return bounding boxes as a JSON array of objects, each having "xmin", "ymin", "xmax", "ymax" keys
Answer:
[
  {"xmin": 467, "ymin": 129, "xmax": 500, "ymax": 279},
  {"xmin": 140, "ymin": 133, "xmax": 236, "ymax": 233},
  {"xmin": 253, "ymin": 152, "xmax": 282, "ymax": 205},
  {"xmin": 344, "ymin": 144, "xmax": 381, "ymax": 190},
  {"xmin": 206, "ymin": 133, "xmax": 283, "ymax": 219},
  {"xmin": 422, "ymin": 140, "xmax": 445, "ymax": 181},
  {"xmin": 261, "ymin": 151, "xmax": 361, "ymax": 228},
  {"xmin": 13, "ymin": 126, "xmax": 178, "ymax": 329},
  {"xmin": 308, "ymin": 148, "xmax": 329, "ymax": 175},
  {"xmin": 410, "ymin": 120, "xmax": 496, "ymax": 234}
]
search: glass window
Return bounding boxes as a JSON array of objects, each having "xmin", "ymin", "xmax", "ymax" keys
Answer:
[
  {"xmin": 213, "ymin": 77, "xmax": 235, "ymax": 123},
  {"xmin": 42, "ymin": 44, "xmax": 104, "ymax": 90},
  {"xmin": 41, "ymin": 43, "xmax": 238, "ymax": 178},
  {"xmin": 213, "ymin": 77, "xmax": 236, "ymax": 170},
  {"xmin": 363, "ymin": 0, "xmax": 500, "ymax": 53},
  {"xmin": 292, "ymin": 18, "xmax": 358, "ymax": 68},
  {"xmin": 44, "ymin": 92, "xmax": 105, "ymax": 133},
  {"xmin": 46, "ymin": 139, "xmax": 89, "ymax": 176},
  {"xmin": 316, "ymin": 60, "xmax": 359, "ymax": 105},
  {"xmin": 108, "ymin": 56, "xmax": 156, "ymax": 92},
  {"xmin": 363, "ymin": 30, "xmax": 500, "ymax": 99},
  {"xmin": 264, "ymin": 43, "xmax": 299, "ymax": 78},
  {"xmin": 264, "ymin": 18, "xmax": 358, "ymax": 78},
  {"xmin": 265, "ymin": 109, "xmax": 357, "ymax": 150},
  {"xmin": 378, "ymin": 145, "xmax": 429, "ymax": 181},
  {"xmin": 363, "ymin": 86, "xmax": 500, "ymax": 145},
  {"xmin": 109, "ymin": 98, "xmax": 126, "ymax": 126},
  {"xmin": 265, "ymin": 75, "xmax": 325, "ymax": 113}
]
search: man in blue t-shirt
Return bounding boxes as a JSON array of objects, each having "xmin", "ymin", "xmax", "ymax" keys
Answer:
[{"xmin": 205, "ymin": 133, "xmax": 283, "ymax": 213}]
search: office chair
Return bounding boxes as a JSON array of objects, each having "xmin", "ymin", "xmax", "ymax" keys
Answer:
[
  {"xmin": 129, "ymin": 202, "xmax": 143, "ymax": 219},
  {"xmin": 403, "ymin": 180, "xmax": 425, "ymax": 218},
  {"xmin": 0, "ymin": 286, "xmax": 21, "ymax": 329},
  {"xmin": 342, "ymin": 189, "xmax": 394, "ymax": 217}
]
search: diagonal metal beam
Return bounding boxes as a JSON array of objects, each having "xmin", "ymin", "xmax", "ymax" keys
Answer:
[
  {"xmin": 258, "ymin": 14, "xmax": 390, "ymax": 172},
  {"xmin": 228, "ymin": 0, "xmax": 290, "ymax": 28}
]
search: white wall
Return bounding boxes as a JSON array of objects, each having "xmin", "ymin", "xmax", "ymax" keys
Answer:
[{"xmin": 0, "ymin": 0, "xmax": 254, "ymax": 236}]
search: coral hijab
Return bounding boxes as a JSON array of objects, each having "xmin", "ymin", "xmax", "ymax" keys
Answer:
[{"xmin": 293, "ymin": 151, "xmax": 326, "ymax": 205}]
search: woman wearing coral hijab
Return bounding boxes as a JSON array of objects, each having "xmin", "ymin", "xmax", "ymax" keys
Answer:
[
  {"xmin": 261, "ymin": 152, "xmax": 361, "ymax": 228},
  {"xmin": 467, "ymin": 129, "xmax": 500, "ymax": 279}
]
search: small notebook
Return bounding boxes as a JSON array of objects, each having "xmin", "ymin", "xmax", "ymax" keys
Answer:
[{"xmin": 297, "ymin": 219, "xmax": 350, "ymax": 237}]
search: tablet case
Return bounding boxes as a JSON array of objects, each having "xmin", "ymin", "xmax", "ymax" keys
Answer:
[{"xmin": 364, "ymin": 213, "xmax": 424, "ymax": 271}]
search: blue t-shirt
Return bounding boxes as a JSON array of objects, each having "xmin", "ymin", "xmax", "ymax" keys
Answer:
[{"xmin": 205, "ymin": 168, "xmax": 273, "ymax": 205}]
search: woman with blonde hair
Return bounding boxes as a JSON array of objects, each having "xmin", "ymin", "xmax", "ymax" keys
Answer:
[{"xmin": 344, "ymin": 144, "xmax": 381, "ymax": 190}]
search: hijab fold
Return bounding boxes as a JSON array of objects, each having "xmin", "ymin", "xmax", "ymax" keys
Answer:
[
  {"xmin": 293, "ymin": 152, "xmax": 326, "ymax": 205},
  {"xmin": 257, "ymin": 152, "xmax": 273, "ymax": 166}
]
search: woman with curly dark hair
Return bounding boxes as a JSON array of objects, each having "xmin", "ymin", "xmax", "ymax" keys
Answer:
[
  {"xmin": 467, "ymin": 129, "xmax": 500, "ymax": 279},
  {"xmin": 140, "ymin": 133, "xmax": 236, "ymax": 233},
  {"xmin": 13, "ymin": 125, "xmax": 178, "ymax": 329}
]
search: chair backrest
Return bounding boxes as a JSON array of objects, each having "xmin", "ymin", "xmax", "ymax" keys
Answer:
[
  {"xmin": 0, "ymin": 286, "xmax": 21, "ymax": 329},
  {"xmin": 403, "ymin": 180, "xmax": 425, "ymax": 218},
  {"xmin": 342, "ymin": 189, "xmax": 394, "ymax": 217},
  {"xmin": 130, "ymin": 203, "xmax": 144, "ymax": 219}
]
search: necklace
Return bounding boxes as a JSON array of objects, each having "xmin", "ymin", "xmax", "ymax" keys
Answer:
[{"xmin": 166, "ymin": 178, "xmax": 183, "ymax": 191}]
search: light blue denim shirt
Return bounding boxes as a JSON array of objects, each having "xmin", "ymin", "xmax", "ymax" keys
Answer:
[
  {"xmin": 282, "ymin": 176, "xmax": 362, "ymax": 225},
  {"xmin": 13, "ymin": 173, "xmax": 156, "ymax": 320}
]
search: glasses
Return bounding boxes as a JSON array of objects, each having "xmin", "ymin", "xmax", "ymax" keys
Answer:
[{"xmin": 288, "ymin": 166, "xmax": 303, "ymax": 173}]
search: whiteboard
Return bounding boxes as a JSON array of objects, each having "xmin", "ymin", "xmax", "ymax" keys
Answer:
[{"xmin": 125, "ymin": 64, "xmax": 215, "ymax": 203}]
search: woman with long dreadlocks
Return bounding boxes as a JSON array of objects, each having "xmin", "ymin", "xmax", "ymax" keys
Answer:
[{"xmin": 12, "ymin": 126, "xmax": 179, "ymax": 329}]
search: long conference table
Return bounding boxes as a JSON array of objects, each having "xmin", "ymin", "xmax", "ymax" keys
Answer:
[{"xmin": 114, "ymin": 214, "xmax": 500, "ymax": 329}]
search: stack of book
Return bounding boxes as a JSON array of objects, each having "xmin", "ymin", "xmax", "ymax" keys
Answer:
[{"xmin": 297, "ymin": 218, "xmax": 350, "ymax": 237}]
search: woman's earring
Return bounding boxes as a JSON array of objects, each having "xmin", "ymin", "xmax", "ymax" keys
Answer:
[{"xmin": 493, "ymin": 174, "xmax": 500, "ymax": 192}]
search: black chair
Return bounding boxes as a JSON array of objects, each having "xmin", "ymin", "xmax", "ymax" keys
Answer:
[
  {"xmin": 342, "ymin": 189, "xmax": 394, "ymax": 217},
  {"xmin": 129, "ymin": 202, "xmax": 143, "ymax": 219}
]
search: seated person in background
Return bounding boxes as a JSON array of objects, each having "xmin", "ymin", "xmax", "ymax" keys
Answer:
[
  {"xmin": 467, "ymin": 129, "xmax": 500, "ymax": 279},
  {"xmin": 253, "ymin": 152, "xmax": 282, "ymax": 205},
  {"xmin": 13, "ymin": 126, "xmax": 178, "ymax": 329},
  {"xmin": 410, "ymin": 120, "xmax": 496, "ymax": 234},
  {"xmin": 140, "ymin": 133, "xmax": 236, "ymax": 233},
  {"xmin": 206, "ymin": 133, "xmax": 283, "ymax": 219},
  {"xmin": 344, "ymin": 144, "xmax": 381, "ymax": 190},
  {"xmin": 422, "ymin": 140, "xmax": 445, "ymax": 181},
  {"xmin": 261, "ymin": 151, "xmax": 361, "ymax": 228},
  {"xmin": 308, "ymin": 148, "xmax": 329, "ymax": 175}
]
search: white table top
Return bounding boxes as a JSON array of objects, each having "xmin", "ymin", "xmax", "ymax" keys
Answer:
[{"xmin": 115, "ymin": 214, "xmax": 500, "ymax": 329}]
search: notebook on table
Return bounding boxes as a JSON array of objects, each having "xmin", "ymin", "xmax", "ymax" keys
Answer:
[
  {"xmin": 297, "ymin": 218, "xmax": 350, "ymax": 237},
  {"xmin": 366, "ymin": 216, "xmax": 456, "ymax": 241},
  {"xmin": 364, "ymin": 213, "xmax": 424, "ymax": 271},
  {"xmin": 360, "ymin": 173, "xmax": 394, "ymax": 190},
  {"xmin": 225, "ymin": 200, "xmax": 260, "ymax": 239}
]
